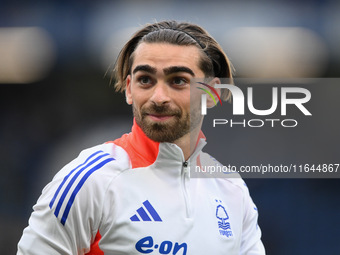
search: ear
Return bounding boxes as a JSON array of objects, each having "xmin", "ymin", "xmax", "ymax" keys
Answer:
[
  {"xmin": 125, "ymin": 75, "xmax": 133, "ymax": 105},
  {"xmin": 206, "ymin": 77, "xmax": 221, "ymax": 108}
]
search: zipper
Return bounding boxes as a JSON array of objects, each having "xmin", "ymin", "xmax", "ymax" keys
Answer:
[
  {"xmin": 183, "ymin": 161, "xmax": 188, "ymax": 168},
  {"xmin": 182, "ymin": 161, "xmax": 191, "ymax": 218},
  {"xmin": 176, "ymin": 140, "xmax": 207, "ymax": 219}
]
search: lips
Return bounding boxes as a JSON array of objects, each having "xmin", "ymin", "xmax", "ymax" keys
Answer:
[
  {"xmin": 141, "ymin": 104, "xmax": 181, "ymax": 122},
  {"xmin": 147, "ymin": 114, "xmax": 174, "ymax": 121}
]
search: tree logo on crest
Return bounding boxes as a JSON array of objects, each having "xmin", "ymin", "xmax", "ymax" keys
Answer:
[{"xmin": 215, "ymin": 200, "xmax": 233, "ymax": 238}]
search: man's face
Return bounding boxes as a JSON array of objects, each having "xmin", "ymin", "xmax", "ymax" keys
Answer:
[{"xmin": 126, "ymin": 42, "xmax": 205, "ymax": 143}]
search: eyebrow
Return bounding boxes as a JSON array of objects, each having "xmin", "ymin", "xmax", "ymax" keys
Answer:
[
  {"xmin": 163, "ymin": 66, "xmax": 195, "ymax": 77},
  {"xmin": 132, "ymin": 65, "xmax": 157, "ymax": 75},
  {"xmin": 132, "ymin": 64, "xmax": 195, "ymax": 77}
]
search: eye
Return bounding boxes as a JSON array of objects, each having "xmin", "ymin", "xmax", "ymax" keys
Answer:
[
  {"xmin": 171, "ymin": 77, "xmax": 188, "ymax": 86},
  {"xmin": 137, "ymin": 76, "xmax": 153, "ymax": 86}
]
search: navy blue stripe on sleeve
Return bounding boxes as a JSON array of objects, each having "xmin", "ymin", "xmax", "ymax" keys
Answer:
[
  {"xmin": 49, "ymin": 150, "xmax": 104, "ymax": 209},
  {"xmin": 53, "ymin": 153, "xmax": 111, "ymax": 218},
  {"xmin": 60, "ymin": 157, "xmax": 115, "ymax": 225}
]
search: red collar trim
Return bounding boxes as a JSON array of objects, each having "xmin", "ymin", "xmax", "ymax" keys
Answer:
[
  {"xmin": 108, "ymin": 119, "xmax": 206, "ymax": 169},
  {"xmin": 109, "ymin": 119, "xmax": 160, "ymax": 168}
]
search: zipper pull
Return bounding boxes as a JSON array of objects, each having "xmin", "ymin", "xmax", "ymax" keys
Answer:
[{"xmin": 183, "ymin": 161, "xmax": 189, "ymax": 175}]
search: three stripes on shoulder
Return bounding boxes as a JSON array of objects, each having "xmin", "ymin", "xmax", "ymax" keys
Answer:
[{"xmin": 49, "ymin": 150, "xmax": 115, "ymax": 225}]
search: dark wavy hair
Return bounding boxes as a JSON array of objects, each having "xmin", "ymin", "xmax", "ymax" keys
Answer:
[{"xmin": 112, "ymin": 20, "xmax": 234, "ymax": 100}]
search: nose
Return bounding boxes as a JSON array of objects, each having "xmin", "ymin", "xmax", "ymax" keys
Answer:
[{"xmin": 149, "ymin": 83, "xmax": 171, "ymax": 106}]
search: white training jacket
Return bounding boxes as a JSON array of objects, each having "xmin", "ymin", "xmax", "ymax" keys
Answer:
[{"xmin": 17, "ymin": 121, "xmax": 265, "ymax": 255}]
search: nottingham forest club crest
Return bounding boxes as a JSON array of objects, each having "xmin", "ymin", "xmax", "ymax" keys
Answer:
[{"xmin": 215, "ymin": 200, "xmax": 233, "ymax": 238}]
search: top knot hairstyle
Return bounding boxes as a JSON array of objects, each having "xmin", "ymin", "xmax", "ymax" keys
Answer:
[{"xmin": 112, "ymin": 20, "xmax": 234, "ymax": 101}]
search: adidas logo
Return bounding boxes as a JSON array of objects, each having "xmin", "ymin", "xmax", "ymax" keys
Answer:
[{"xmin": 130, "ymin": 200, "xmax": 162, "ymax": 222}]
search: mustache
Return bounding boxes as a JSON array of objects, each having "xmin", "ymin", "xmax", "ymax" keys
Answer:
[{"xmin": 141, "ymin": 104, "xmax": 181, "ymax": 117}]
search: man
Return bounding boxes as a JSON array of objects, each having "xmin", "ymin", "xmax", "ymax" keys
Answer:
[{"xmin": 17, "ymin": 20, "xmax": 265, "ymax": 254}]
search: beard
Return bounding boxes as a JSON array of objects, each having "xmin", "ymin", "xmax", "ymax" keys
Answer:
[{"xmin": 133, "ymin": 103, "xmax": 202, "ymax": 143}]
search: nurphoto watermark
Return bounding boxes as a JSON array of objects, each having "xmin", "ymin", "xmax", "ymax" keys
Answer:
[{"xmin": 190, "ymin": 78, "xmax": 340, "ymax": 178}]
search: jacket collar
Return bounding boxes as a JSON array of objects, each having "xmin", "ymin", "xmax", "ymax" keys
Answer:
[{"xmin": 112, "ymin": 119, "xmax": 206, "ymax": 169}]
